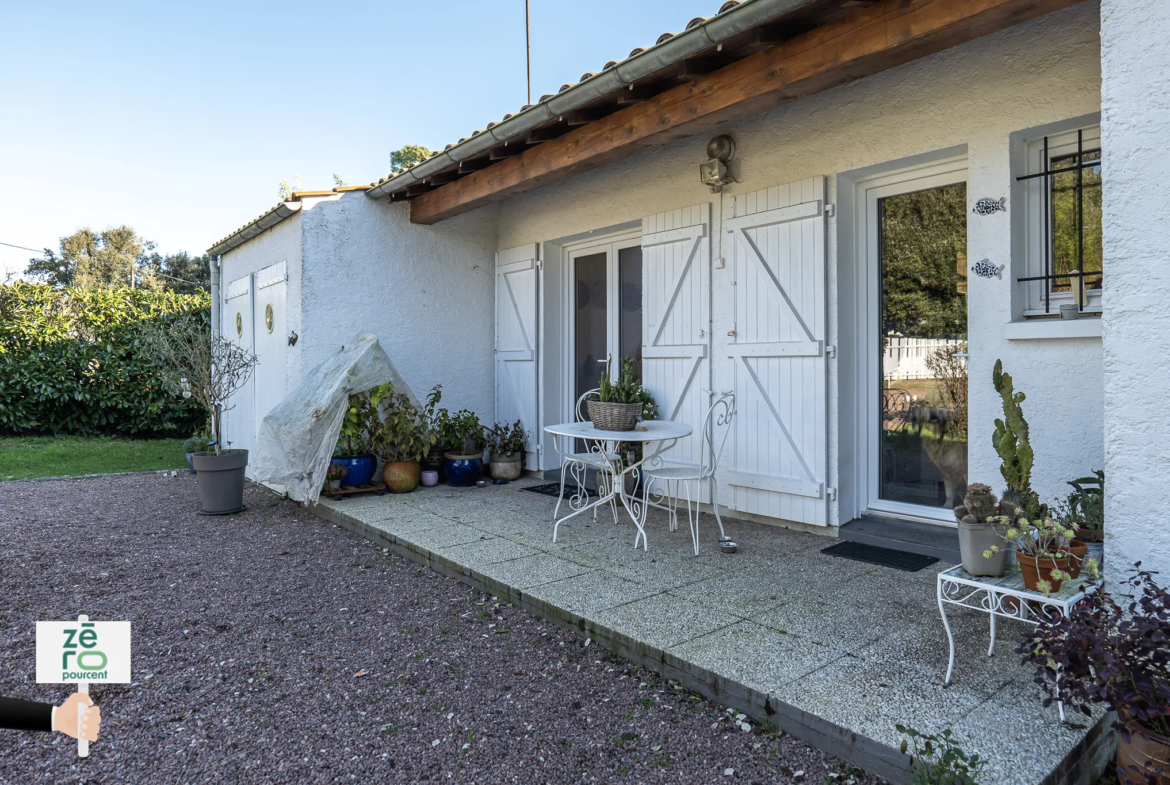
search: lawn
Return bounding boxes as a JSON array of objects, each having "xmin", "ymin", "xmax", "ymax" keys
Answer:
[{"xmin": 0, "ymin": 436, "xmax": 188, "ymax": 480}]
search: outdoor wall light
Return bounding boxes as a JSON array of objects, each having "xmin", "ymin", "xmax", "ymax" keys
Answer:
[{"xmin": 700, "ymin": 135, "xmax": 736, "ymax": 191}]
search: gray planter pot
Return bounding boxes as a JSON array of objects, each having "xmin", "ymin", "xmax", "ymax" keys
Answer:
[
  {"xmin": 958, "ymin": 520, "xmax": 1008, "ymax": 576},
  {"xmin": 192, "ymin": 449, "xmax": 248, "ymax": 514}
]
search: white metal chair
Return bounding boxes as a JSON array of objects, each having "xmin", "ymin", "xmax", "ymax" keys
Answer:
[
  {"xmin": 553, "ymin": 388, "xmax": 620, "ymax": 522},
  {"xmin": 642, "ymin": 393, "xmax": 735, "ymax": 555}
]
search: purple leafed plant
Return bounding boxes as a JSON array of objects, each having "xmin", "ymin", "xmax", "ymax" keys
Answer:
[{"xmin": 1017, "ymin": 564, "xmax": 1170, "ymax": 738}]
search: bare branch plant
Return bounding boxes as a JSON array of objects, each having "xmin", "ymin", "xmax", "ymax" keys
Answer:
[{"xmin": 139, "ymin": 316, "xmax": 256, "ymax": 455}]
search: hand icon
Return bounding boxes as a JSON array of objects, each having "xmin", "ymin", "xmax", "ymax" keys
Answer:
[{"xmin": 53, "ymin": 693, "xmax": 100, "ymax": 742}]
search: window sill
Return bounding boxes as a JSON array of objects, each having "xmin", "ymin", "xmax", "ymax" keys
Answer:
[{"xmin": 1004, "ymin": 318, "xmax": 1102, "ymax": 341}]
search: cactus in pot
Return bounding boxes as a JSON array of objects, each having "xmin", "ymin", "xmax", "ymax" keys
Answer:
[{"xmin": 954, "ymin": 483, "xmax": 1017, "ymax": 577}]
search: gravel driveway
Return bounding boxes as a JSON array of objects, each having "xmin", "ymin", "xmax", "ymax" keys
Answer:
[{"xmin": 0, "ymin": 473, "xmax": 882, "ymax": 784}]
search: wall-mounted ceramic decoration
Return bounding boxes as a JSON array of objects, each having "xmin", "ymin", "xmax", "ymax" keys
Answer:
[
  {"xmin": 971, "ymin": 259, "xmax": 1005, "ymax": 279},
  {"xmin": 972, "ymin": 197, "xmax": 1006, "ymax": 216},
  {"xmin": 265, "ymin": 303, "xmax": 274, "ymax": 332},
  {"xmin": 235, "ymin": 312, "xmax": 243, "ymax": 337}
]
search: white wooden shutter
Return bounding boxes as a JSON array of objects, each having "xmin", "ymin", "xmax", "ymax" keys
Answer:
[
  {"xmin": 223, "ymin": 274, "xmax": 256, "ymax": 458},
  {"xmin": 253, "ymin": 262, "xmax": 287, "ymax": 430},
  {"xmin": 495, "ymin": 244, "xmax": 540, "ymax": 470},
  {"xmin": 641, "ymin": 204, "xmax": 710, "ymax": 478},
  {"xmin": 724, "ymin": 178, "xmax": 828, "ymax": 526}
]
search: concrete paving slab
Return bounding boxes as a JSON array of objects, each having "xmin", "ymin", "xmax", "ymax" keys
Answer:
[
  {"xmin": 590, "ymin": 592, "xmax": 743, "ymax": 649},
  {"xmin": 478, "ymin": 552, "xmax": 595, "ymax": 590},
  {"xmin": 523, "ymin": 569, "xmax": 662, "ymax": 617}
]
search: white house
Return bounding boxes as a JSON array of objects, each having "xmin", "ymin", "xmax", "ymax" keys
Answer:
[{"xmin": 207, "ymin": 0, "xmax": 1170, "ymax": 582}]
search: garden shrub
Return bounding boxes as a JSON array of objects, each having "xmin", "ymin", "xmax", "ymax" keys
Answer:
[{"xmin": 0, "ymin": 282, "xmax": 209, "ymax": 436}]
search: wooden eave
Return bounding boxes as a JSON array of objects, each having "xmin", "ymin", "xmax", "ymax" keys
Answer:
[{"xmin": 405, "ymin": 0, "xmax": 1086, "ymax": 225}]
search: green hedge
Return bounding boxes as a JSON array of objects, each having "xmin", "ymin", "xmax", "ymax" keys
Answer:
[{"xmin": 0, "ymin": 283, "xmax": 209, "ymax": 436}]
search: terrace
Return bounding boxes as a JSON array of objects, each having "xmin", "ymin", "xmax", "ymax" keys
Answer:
[{"xmin": 312, "ymin": 477, "xmax": 1112, "ymax": 785}]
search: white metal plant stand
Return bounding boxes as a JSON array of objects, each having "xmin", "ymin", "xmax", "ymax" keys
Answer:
[
  {"xmin": 544, "ymin": 420, "xmax": 692, "ymax": 550},
  {"xmin": 937, "ymin": 563, "xmax": 1099, "ymax": 721}
]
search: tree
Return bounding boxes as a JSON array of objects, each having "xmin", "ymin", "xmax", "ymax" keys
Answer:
[
  {"xmin": 140, "ymin": 251, "xmax": 211, "ymax": 294},
  {"xmin": 25, "ymin": 227, "xmax": 161, "ymax": 289},
  {"xmin": 390, "ymin": 145, "xmax": 432, "ymax": 173}
]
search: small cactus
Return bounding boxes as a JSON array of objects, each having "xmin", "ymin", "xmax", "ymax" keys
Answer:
[{"xmin": 954, "ymin": 483, "xmax": 1019, "ymax": 524}]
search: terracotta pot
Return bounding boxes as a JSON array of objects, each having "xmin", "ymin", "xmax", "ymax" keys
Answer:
[
  {"xmin": 383, "ymin": 460, "xmax": 420, "ymax": 494},
  {"xmin": 1015, "ymin": 552, "xmax": 1072, "ymax": 593},
  {"xmin": 1076, "ymin": 526, "xmax": 1104, "ymax": 543},
  {"xmin": 1118, "ymin": 723, "xmax": 1170, "ymax": 785},
  {"xmin": 1063, "ymin": 540, "xmax": 1089, "ymax": 579}
]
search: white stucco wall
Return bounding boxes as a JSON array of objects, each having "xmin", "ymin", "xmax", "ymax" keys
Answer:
[
  {"xmin": 300, "ymin": 193, "xmax": 498, "ymax": 421},
  {"xmin": 1101, "ymin": 0, "xmax": 1170, "ymax": 581},
  {"xmin": 218, "ymin": 208, "xmax": 304, "ymax": 392},
  {"xmin": 492, "ymin": 2, "xmax": 1104, "ymax": 526}
]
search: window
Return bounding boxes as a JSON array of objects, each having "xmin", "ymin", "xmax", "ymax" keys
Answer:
[{"xmin": 1017, "ymin": 123, "xmax": 1102, "ymax": 316}]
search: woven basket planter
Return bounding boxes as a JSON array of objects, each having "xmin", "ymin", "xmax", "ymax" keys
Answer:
[{"xmin": 587, "ymin": 400, "xmax": 641, "ymax": 432}]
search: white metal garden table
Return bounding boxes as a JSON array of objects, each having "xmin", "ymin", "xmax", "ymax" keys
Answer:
[
  {"xmin": 937, "ymin": 562, "xmax": 1099, "ymax": 721},
  {"xmin": 543, "ymin": 420, "xmax": 692, "ymax": 550}
]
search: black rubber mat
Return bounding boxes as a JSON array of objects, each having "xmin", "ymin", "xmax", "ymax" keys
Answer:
[
  {"xmin": 520, "ymin": 482, "xmax": 580, "ymax": 498},
  {"xmin": 821, "ymin": 541, "xmax": 938, "ymax": 572}
]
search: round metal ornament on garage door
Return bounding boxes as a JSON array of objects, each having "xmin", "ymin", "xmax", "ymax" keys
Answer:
[
  {"xmin": 265, "ymin": 303, "xmax": 274, "ymax": 333},
  {"xmin": 235, "ymin": 312, "xmax": 242, "ymax": 338}
]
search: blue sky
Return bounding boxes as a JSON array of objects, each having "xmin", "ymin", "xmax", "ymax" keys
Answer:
[{"xmin": 0, "ymin": 0, "xmax": 717, "ymax": 278}]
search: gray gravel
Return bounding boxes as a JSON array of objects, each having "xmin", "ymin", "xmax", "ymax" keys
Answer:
[{"xmin": 0, "ymin": 473, "xmax": 884, "ymax": 784}]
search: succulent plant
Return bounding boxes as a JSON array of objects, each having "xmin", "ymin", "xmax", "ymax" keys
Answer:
[{"xmin": 954, "ymin": 482, "xmax": 1018, "ymax": 524}]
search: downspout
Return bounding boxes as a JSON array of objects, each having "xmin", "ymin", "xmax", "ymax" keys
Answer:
[
  {"xmin": 209, "ymin": 254, "xmax": 221, "ymax": 339},
  {"xmin": 208, "ymin": 254, "xmax": 222, "ymax": 449}
]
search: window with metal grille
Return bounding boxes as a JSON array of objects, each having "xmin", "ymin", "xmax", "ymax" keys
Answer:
[{"xmin": 1016, "ymin": 123, "xmax": 1102, "ymax": 316}]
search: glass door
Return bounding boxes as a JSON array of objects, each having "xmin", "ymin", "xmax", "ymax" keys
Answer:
[
  {"xmin": 863, "ymin": 168, "xmax": 969, "ymax": 523},
  {"xmin": 570, "ymin": 239, "xmax": 643, "ymax": 409}
]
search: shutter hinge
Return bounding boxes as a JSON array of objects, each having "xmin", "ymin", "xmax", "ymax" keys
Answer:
[
  {"xmin": 824, "ymin": 203, "xmax": 836, "ymax": 218},
  {"xmin": 536, "ymin": 259, "xmax": 543, "ymax": 270},
  {"xmin": 827, "ymin": 486, "xmax": 838, "ymax": 502},
  {"xmin": 825, "ymin": 344, "xmax": 837, "ymax": 359}
]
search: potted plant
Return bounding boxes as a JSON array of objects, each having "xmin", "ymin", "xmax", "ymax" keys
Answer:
[
  {"xmin": 373, "ymin": 391, "xmax": 435, "ymax": 494},
  {"xmin": 588, "ymin": 356, "xmax": 645, "ymax": 432},
  {"xmin": 139, "ymin": 315, "xmax": 256, "ymax": 514},
  {"xmin": 953, "ymin": 483, "xmax": 1017, "ymax": 577},
  {"xmin": 181, "ymin": 434, "xmax": 206, "ymax": 474},
  {"xmin": 985, "ymin": 516, "xmax": 1092, "ymax": 595},
  {"xmin": 332, "ymin": 383, "xmax": 392, "ymax": 487},
  {"xmin": 1019, "ymin": 566, "xmax": 1170, "ymax": 785},
  {"xmin": 443, "ymin": 409, "xmax": 485, "ymax": 487},
  {"xmin": 419, "ymin": 385, "xmax": 449, "ymax": 481},
  {"xmin": 325, "ymin": 463, "xmax": 347, "ymax": 492},
  {"xmin": 487, "ymin": 420, "xmax": 526, "ymax": 480},
  {"xmin": 1056, "ymin": 470, "xmax": 1104, "ymax": 577}
]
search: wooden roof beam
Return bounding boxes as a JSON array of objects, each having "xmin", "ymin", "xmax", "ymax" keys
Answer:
[{"xmin": 411, "ymin": 0, "xmax": 1087, "ymax": 225}]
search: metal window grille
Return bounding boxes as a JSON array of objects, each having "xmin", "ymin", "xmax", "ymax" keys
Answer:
[{"xmin": 1015, "ymin": 129, "xmax": 1103, "ymax": 313}]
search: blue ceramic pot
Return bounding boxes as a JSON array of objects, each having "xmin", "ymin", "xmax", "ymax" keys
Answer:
[
  {"xmin": 444, "ymin": 453, "xmax": 484, "ymax": 487},
  {"xmin": 331, "ymin": 454, "xmax": 377, "ymax": 487}
]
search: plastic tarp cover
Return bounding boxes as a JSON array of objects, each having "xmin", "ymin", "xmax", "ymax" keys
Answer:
[{"xmin": 251, "ymin": 334, "xmax": 415, "ymax": 504}]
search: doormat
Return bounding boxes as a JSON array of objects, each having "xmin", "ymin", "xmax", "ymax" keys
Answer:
[
  {"xmin": 821, "ymin": 541, "xmax": 938, "ymax": 572},
  {"xmin": 520, "ymin": 483, "xmax": 579, "ymax": 498}
]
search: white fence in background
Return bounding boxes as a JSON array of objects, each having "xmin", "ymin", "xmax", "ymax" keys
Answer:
[{"xmin": 883, "ymin": 337, "xmax": 964, "ymax": 380}]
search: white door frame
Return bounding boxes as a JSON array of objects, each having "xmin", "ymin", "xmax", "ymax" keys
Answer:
[
  {"xmin": 845, "ymin": 151, "xmax": 968, "ymax": 526},
  {"xmin": 561, "ymin": 229, "xmax": 642, "ymax": 424}
]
